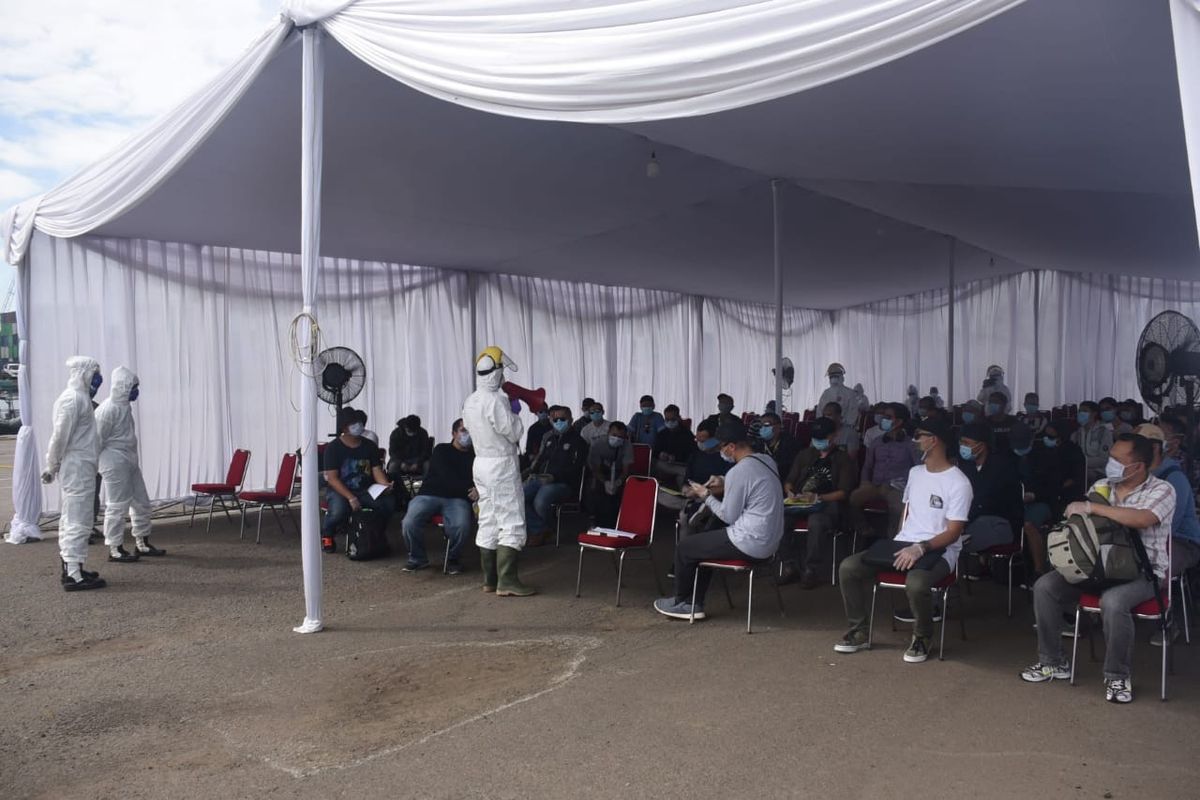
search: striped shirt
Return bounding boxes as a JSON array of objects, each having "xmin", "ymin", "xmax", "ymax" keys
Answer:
[{"xmin": 1097, "ymin": 475, "xmax": 1175, "ymax": 578}]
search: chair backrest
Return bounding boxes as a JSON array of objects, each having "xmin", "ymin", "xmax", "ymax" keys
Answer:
[
  {"xmin": 225, "ymin": 448, "xmax": 251, "ymax": 487},
  {"xmin": 275, "ymin": 452, "xmax": 299, "ymax": 496},
  {"xmin": 616, "ymin": 476, "xmax": 658, "ymax": 540},
  {"xmin": 802, "ymin": 409, "xmax": 816, "ymax": 421},
  {"xmin": 794, "ymin": 421, "xmax": 812, "ymax": 449},
  {"xmin": 631, "ymin": 443, "xmax": 652, "ymax": 477}
]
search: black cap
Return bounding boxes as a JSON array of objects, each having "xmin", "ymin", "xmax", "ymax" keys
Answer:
[
  {"xmin": 809, "ymin": 417, "xmax": 835, "ymax": 439},
  {"xmin": 715, "ymin": 420, "xmax": 749, "ymax": 445},
  {"xmin": 913, "ymin": 416, "xmax": 953, "ymax": 445},
  {"xmin": 958, "ymin": 422, "xmax": 993, "ymax": 446}
]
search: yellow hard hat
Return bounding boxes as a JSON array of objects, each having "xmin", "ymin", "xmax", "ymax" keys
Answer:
[{"xmin": 476, "ymin": 345, "xmax": 517, "ymax": 375}]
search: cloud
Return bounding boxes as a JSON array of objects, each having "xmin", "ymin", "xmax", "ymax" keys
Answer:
[{"xmin": 0, "ymin": 0, "xmax": 280, "ymax": 208}]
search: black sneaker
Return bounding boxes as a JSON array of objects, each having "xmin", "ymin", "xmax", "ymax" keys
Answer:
[
  {"xmin": 135, "ymin": 538, "xmax": 167, "ymax": 557},
  {"xmin": 108, "ymin": 545, "xmax": 140, "ymax": 563},
  {"xmin": 63, "ymin": 572, "xmax": 107, "ymax": 592},
  {"xmin": 402, "ymin": 561, "xmax": 430, "ymax": 573},
  {"xmin": 903, "ymin": 636, "xmax": 930, "ymax": 663},
  {"xmin": 444, "ymin": 561, "xmax": 463, "ymax": 576}
]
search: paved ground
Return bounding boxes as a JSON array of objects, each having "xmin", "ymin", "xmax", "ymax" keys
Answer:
[{"xmin": 1, "ymin": 487, "xmax": 1198, "ymax": 798}]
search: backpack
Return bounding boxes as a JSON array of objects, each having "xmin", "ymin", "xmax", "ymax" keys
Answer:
[
  {"xmin": 1046, "ymin": 486, "xmax": 1153, "ymax": 591},
  {"xmin": 345, "ymin": 508, "xmax": 390, "ymax": 561}
]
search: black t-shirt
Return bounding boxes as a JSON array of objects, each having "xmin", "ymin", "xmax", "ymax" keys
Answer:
[
  {"xmin": 419, "ymin": 444, "xmax": 475, "ymax": 500},
  {"xmin": 526, "ymin": 418, "xmax": 552, "ymax": 455},
  {"xmin": 389, "ymin": 425, "xmax": 431, "ymax": 463},
  {"xmin": 987, "ymin": 414, "xmax": 1017, "ymax": 451},
  {"xmin": 961, "ymin": 451, "xmax": 1023, "ymax": 530},
  {"xmin": 323, "ymin": 437, "xmax": 381, "ymax": 492},
  {"xmin": 653, "ymin": 425, "xmax": 697, "ymax": 462}
]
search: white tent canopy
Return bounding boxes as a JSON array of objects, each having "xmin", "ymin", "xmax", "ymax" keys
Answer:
[{"xmin": 5, "ymin": 0, "xmax": 1200, "ymax": 630}]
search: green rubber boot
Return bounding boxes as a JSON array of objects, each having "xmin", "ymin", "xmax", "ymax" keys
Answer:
[
  {"xmin": 495, "ymin": 545, "xmax": 536, "ymax": 597},
  {"xmin": 480, "ymin": 547, "xmax": 498, "ymax": 593}
]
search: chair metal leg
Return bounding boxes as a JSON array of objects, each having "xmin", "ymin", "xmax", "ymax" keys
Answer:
[
  {"xmin": 189, "ymin": 493, "xmax": 199, "ymax": 528},
  {"xmin": 443, "ymin": 537, "xmax": 451, "ymax": 575},
  {"xmin": 1007, "ymin": 555, "xmax": 1014, "ymax": 618},
  {"xmin": 1181, "ymin": 575, "xmax": 1191, "ymax": 645},
  {"xmin": 255, "ymin": 504, "xmax": 265, "ymax": 544},
  {"xmin": 1069, "ymin": 607, "xmax": 1082, "ymax": 685},
  {"xmin": 239, "ymin": 503, "xmax": 249, "ymax": 541},
  {"xmin": 615, "ymin": 550, "xmax": 627, "ymax": 607},
  {"xmin": 555, "ymin": 509, "xmax": 562, "ymax": 548},
  {"xmin": 1162, "ymin": 610, "xmax": 1170, "ymax": 701},
  {"xmin": 217, "ymin": 495, "xmax": 235, "ymax": 524},
  {"xmin": 575, "ymin": 546, "xmax": 586, "ymax": 598},
  {"xmin": 690, "ymin": 567, "xmax": 701, "ymax": 624},
  {"xmin": 868, "ymin": 583, "xmax": 878, "ymax": 647},
  {"xmin": 938, "ymin": 589, "xmax": 947, "ymax": 660},
  {"xmin": 746, "ymin": 570, "xmax": 755, "ymax": 634},
  {"xmin": 206, "ymin": 495, "xmax": 217, "ymax": 534},
  {"xmin": 773, "ymin": 575, "xmax": 786, "ymax": 617},
  {"xmin": 830, "ymin": 534, "xmax": 839, "ymax": 586},
  {"xmin": 286, "ymin": 503, "xmax": 300, "ymax": 536}
]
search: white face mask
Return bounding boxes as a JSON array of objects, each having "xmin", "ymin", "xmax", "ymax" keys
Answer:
[
  {"xmin": 457, "ymin": 431, "xmax": 472, "ymax": 447},
  {"xmin": 347, "ymin": 423, "xmax": 365, "ymax": 437},
  {"xmin": 1105, "ymin": 457, "xmax": 1135, "ymax": 485},
  {"xmin": 608, "ymin": 436, "xmax": 625, "ymax": 449},
  {"xmin": 830, "ymin": 375, "xmax": 843, "ymax": 387}
]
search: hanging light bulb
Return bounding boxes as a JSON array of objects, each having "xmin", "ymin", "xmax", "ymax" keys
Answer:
[{"xmin": 646, "ymin": 150, "xmax": 660, "ymax": 178}]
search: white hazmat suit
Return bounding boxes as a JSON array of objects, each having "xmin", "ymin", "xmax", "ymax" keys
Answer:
[
  {"xmin": 975, "ymin": 365, "xmax": 1012, "ymax": 408},
  {"xmin": 44, "ymin": 357, "xmax": 101, "ymax": 571},
  {"xmin": 816, "ymin": 363, "xmax": 862, "ymax": 419},
  {"xmin": 462, "ymin": 353, "xmax": 526, "ymax": 551},
  {"xmin": 96, "ymin": 366, "xmax": 155, "ymax": 557}
]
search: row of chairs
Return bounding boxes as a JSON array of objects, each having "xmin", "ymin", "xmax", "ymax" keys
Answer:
[{"xmin": 189, "ymin": 449, "xmax": 300, "ymax": 544}]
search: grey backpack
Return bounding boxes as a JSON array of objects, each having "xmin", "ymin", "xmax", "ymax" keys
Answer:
[{"xmin": 1046, "ymin": 490, "xmax": 1150, "ymax": 591}]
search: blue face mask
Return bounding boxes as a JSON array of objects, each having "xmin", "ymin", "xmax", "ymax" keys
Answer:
[
  {"xmin": 89, "ymin": 372, "xmax": 103, "ymax": 397},
  {"xmin": 1100, "ymin": 409, "xmax": 1116, "ymax": 423},
  {"xmin": 1024, "ymin": 403, "xmax": 1038, "ymax": 415},
  {"xmin": 640, "ymin": 406, "xmax": 654, "ymax": 416},
  {"xmin": 1043, "ymin": 436, "xmax": 1058, "ymax": 448},
  {"xmin": 457, "ymin": 432, "xmax": 472, "ymax": 447},
  {"xmin": 128, "ymin": 385, "xmax": 139, "ymax": 403},
  {"xmin": 1077, "ymin": 412, "xmax": 1092, "ymax": 426},
  {"xmin": 1118, "ymin": 410, "xmax": 1134, "ymax": 422},
  {"xmin": 879, "ymin": 417, "xmax": 894, "ymax": 433},
  {"xmin": 986, "ymin": 403, "xmax": 1001, "ymax": 416},
  {"xmin": 664, "ymin": 419, "xmax": 679, "ymax": 430},
  {"xmin": 811, "ymin": 438, "xmax": 830, "ymax": 452},
  {"xmin": 962, "ymin": 411, "xmax": 976, "ymax": 424},
  {"xmin": 538, "ymin": 411, "xmax": 549, "ymax": 421},
  {"xmin": 590, "ymin": 411, "xmax": 604, "ymax": 422},
  {"xmin": 1013, "ymin": 446, "xmax": 1032, "ymax": 457},
  {"xmin": 552, "ymin": 419, "xmax": 569, "ymax": 433},
  {"xmin": 758, "ymin": 425, "xmax": 774, "ymax": 440},
  {"xmin": 698, "ymin": 438, "xmax": 718, "ymax": 451},
  {"xmin": 873, "ymin": 414, "xmax": 884, "ymax": 425},
  {"xmin": 958, "ymin": 443, "xmax": 976, "ymax": 462}
]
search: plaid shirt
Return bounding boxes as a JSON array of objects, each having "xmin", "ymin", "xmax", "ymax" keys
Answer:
[{"xmin": 1097, "ymin": 475, "xmax": 1175, "ymax": 578}]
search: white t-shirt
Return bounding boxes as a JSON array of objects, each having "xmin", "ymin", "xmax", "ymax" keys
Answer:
[{"xmin": 895, "ymin": 464, "xmax": 973, "ymax": 570}]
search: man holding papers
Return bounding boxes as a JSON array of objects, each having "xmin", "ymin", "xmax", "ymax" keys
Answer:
[{"xmin": 321, "ymin": 407, "xmax": 397, "ymax": 553}]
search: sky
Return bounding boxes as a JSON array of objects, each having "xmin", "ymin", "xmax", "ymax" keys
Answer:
[{"xmin": 0, "ymin": 0, "xmax": 281, "ymax": 297}]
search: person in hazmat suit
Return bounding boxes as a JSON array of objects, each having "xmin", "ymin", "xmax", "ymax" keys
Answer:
[
  {"xmin": 42, "ymin": 356, "xmax": 106, "ymax": 591},
  {"xmin": 975, "ymin": 364, "xmax": 1012, "ymax": 408},
  {"xmin": 96, "ymin": 366, "xmax": 165, "ymax": 563},
  {"xmin": 462, "ymin": 346, "xmax": 536, "ymax": 596},
  {"xmin": 816, "ymin": 362, "xmax": 862, "ymax": 420}
]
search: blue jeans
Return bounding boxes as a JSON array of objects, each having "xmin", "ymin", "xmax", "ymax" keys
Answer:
[
  {"xmin": 402, "ymin": 495, "xmax": 472, "ymax": 565},
  {"xmin": 523, "ymin": 479, "xmax": 572, "ymax": 534},
  {"xmin": 322, "ymin": 488, "xmax": 396, "ymax": 536}
]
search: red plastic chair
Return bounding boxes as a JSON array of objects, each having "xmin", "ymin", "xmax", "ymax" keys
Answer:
[
  {"xmin": 575, "ymin": 476, "xmax": 661, "ymax": 606},
  {"xmin": 868, "ymin": 567, "xmax": 965, "ymax": 660},
  {"xmin": 190, "ymin": 448, "xmax": 251, "ymax": 534},
  {"xmin": 691, "ymin": 557, "xmax": 786, "ymax": 633},
  {"xmin": 237, "ymin": 453, "xmax": 300, "ymax": 544},
  {"xmin": 631, "ymin": 443, "xmax": 652, "ymax": 477}
]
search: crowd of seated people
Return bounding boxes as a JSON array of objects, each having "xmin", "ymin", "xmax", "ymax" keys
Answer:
[{"xmin": 316, "ymin": 376, "xmax": 1197, "ymax": 703}]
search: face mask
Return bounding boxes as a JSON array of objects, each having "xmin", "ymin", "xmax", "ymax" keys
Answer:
[
  {"xmin": 879, "ymin": 418, "xmax": 894, "ymax": 433},
  {"xmin": 1013, "ymin": 446, "xmax": 1032, "ymax": 457},
  {"xmin": 958, "ymin": 444, "xmax": 976, "ymax": 462},
  {"xmin": 590, "ymin": 411, "xmax": 604, "ymax": 422},
  {"xmin": 538, "ymin": 411, "xmax": 549, "ymax": 421},
  {"xmin": 720, "ymin": 448, "xmax": 735, "ymax": 463},
  {"xmin": 640, "ymin": 406, "xmax": 654, "ymax": 416},
  {"xmin": 552, "ymin": 419, "xmax": 569, "ymax": 433},
  {"xmin": 1105, "ymin": 457, "xmax": 1132, "ymax": 484},
  {"xmin": 830, "ymin": 375, "xmax": 844, "ymax": 387},
  {"xmin": 457, "ymin": 432, "xmax": 472, "ymax": 447},
  {"xmin": 873, "ymin": 413, "xmax": 883, "ymax": 425},
  {"xmin": 1043, "ymin": 436, "xmax": 1058, "ymax": 449},
  {"xmin": 1100, "ymin": 409, "xmax": 1117, "ymax": 423},
  {"xmin": 758, "ymin": 425, "xmax": 774, "ymax": 440},
  {"xmin": 664, "ymin": 419, "xmax": 679, "ymax": 430},
  {"xmin": 811, "ymin": 438, "xmax": 830, "ymax": 452},
  {"xmin": 128, "ymin": 385, "xmax": 139, "ymax": 403},
  {"xmin": 1118, "ymin": 410, "xmax": 1134, "ymax": 422},
  {"xmin": 608, "ymin": 436, "xmax": 626, "ymax": 449},
  {"xmin": 718, "ymin": 402, "xmax": 733, "ymax": 414},
  {"xmin": 1077, "ymin": 412, "xmax": 1092, "ymax": 426},
  {"xmin": 962, "ymin": 411, "xmax": 976, "ymax": 424},
  {"xmin": 89, "ymin": 372, "xmax": 103, "ymax": 397},
  {"xmin": 347, "ymin": 423, "xmax": 365, "ymax": 437},
  {"xmin": 1024, "ymin": 404, "xmax": 1038, "ymax": 415},
  {"xmin": 918, "ymin": 408, "xmax": 931, "ymax": 419},
  {"xmin": 986, "ymin": 403, "xmax": 1000, "ymax": 416},
  {"xmin": 698, "ymin": 438, "xmax": 718, "ymax": 451}
]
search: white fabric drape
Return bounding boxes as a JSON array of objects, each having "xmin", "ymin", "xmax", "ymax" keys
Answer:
[
  {"xmin": 305, "ymin": 0, "xmax": 1025, "ymax": 122},
  {"xmin": 5, "ymin": 254, "xmax": 42, "ymax": 544},
  {"xmin": 1170, "ymin": 0, "xmax": 1200, "ymax": 242}
]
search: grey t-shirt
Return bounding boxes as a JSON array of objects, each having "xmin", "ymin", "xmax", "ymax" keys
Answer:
[{"xmin": 704, "ymin": 454, "xmax": 784, "ymax": 560}]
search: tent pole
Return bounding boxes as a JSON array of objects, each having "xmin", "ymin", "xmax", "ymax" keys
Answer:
[
  {"xmin": 946, "ymin": 236, "xmax": 956, "ymax": 407},
  {"xmin": 294, "ymin": 26, "xmax": 325, "ymax": 634},
  {"xmin": 772, "ymin": 179, "xmax": 783, "ymax": 414},
  {"xmin": 1033, "ymin": 270, "xmax": 1041, "ymax": 398}
]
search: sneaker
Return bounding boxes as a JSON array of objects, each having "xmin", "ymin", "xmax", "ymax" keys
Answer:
[
  {"xmin": 444, "ymin": 560, "xmax": 463, "ymax": 576},
  {"xmin": 1150, "ymin": 626, "xmax": 1179, "ymax": 647},
  {"xmin": 1105, "ymin": 678, "xmax": 1133, "ymax": 704},
  {"xmin": 893, "ymin": 606, "xmax": 942, "ymax": 624},
  {"xmin": 321, "ymin": 536, "xmax": 336, "ymax": 554},
  {"xmin": 1019, "ymin": 660, "xmax": 1071, "ymax": 683},
  {"xmin": 63, "ymin": 573, "xmax": 107, "ymax": 592},
  {"xmin": 653, "ymin": 597, "xmax": 705, "ymax": 621},
  {"xmin": 833, "ymin": 630, "xmax": 871, "ymax": 653},
  {"xmin": 903, "ymin": 636, "xmax": 930, "ymax": 663},
  {"xmin": 401, "ymin": 561, "xmax": 430, "ymax": 573}
]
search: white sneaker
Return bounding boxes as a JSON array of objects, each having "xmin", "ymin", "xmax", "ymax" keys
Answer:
[{"xmin": 1105, "ymin": 678, "xmax": 1133, "ymax": 704}]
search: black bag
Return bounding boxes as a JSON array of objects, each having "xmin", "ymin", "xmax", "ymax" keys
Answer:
[
  {"xmin": 346, "ymin": 508, "xmax": 390, "ymax": 561},
  {"xmin": 860, "ymin": 538, "xmax": 946, "ymax": 571}
]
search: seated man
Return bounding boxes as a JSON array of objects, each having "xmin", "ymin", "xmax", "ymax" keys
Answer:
[
  {"xmin": 587, "ymin": 420, "xmax": 634, "ymax": 528},
  {"xmin": 1019, "ymin": 392, "xmax": 1048, "ymax": 437},
  {"xmin": 1021, "ymin": 434, "xmax": 1173, "ymax": 704},
  {"xmin": 956, "ymin": 422, "xmax": 1023, "ymax": 573},
  {"xmin": 1118, "ymin": 399, "xmax": 1143, "ymax": 429},
  {"xmin": 570, "ymin": 397, "xmax": 595, "ymax": 434},
  {"xmin": 665, "ymin": 419, "xmax": 732, "ymax": 540},
  {"xmin": 523, "ymin": 408, "xmax": 552, "ymax": 464},
  {"xmin": 579, "ymin": 401, "xmax": 609, "ymax": 450},
  {"xmin": 653, "ymin": 421, "xmax": 784, "ymax": 620},
  {"xmin": 862, "ymin": 402, "xmax": 889, "ymax": 450},
  {"xmin": 387, "ymin": 414, "xmax": 432, "ymax": 480},
  {"xmin": 523, "ymin": 405, "xmax": 586, "ymax": 546},
  {"xmin": 1072, "ymin": 401, "xmax": 1114, "ymax": 484},
  {"xmin": 834, "ymin": 416, "xmax": 971, "ymax": 663},
  {"xmin": 780, "ymin": 417, "xmax": 856, "ymax": 588},
  {"xmin": 960, "ymin": 399, "xmax": 983, "ymax": 425},
  {"xmin": 628, "ymin": 394, "xmax": 666, "ymax": 447},
  {"xmin": 756, "ymin": 411, "xmax": 802, "ymax": 480},
  {"xmin": 822, "ymin": 402, "xmax": 860, "ymax": 459},
  {"xmin": 653, "ymin": 404, "xmax": 696, "ymax": 483},
  {"xmin": 1018, "ymin": 420, "xmax": 1086, "ymax": 575},
  {"xmin": 1100, "ymin": 396, "xmax": 1132, "ymax": 436},
  {"xmin": 322, "ymin": 408, "xmax": 397, "ymax": 552},
  {"xmin": 849, "ymin": 402, "xmax": 916, "ymax": 540},
  {"xmin": 702, "ymin": 393, "xmax": 738, "ymax": 430},
  {"xmin": 984, "ymin": 391, "xmax": 1017, "ymax": 451},
  {"xmin": 401, "ymin": 418, "xmax": 477, "ymax": 573}
]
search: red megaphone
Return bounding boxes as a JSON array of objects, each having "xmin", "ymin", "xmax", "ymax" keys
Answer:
[{"xmin": 502, "ymin": 381, "xmax": 547, "ymax": 414}]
